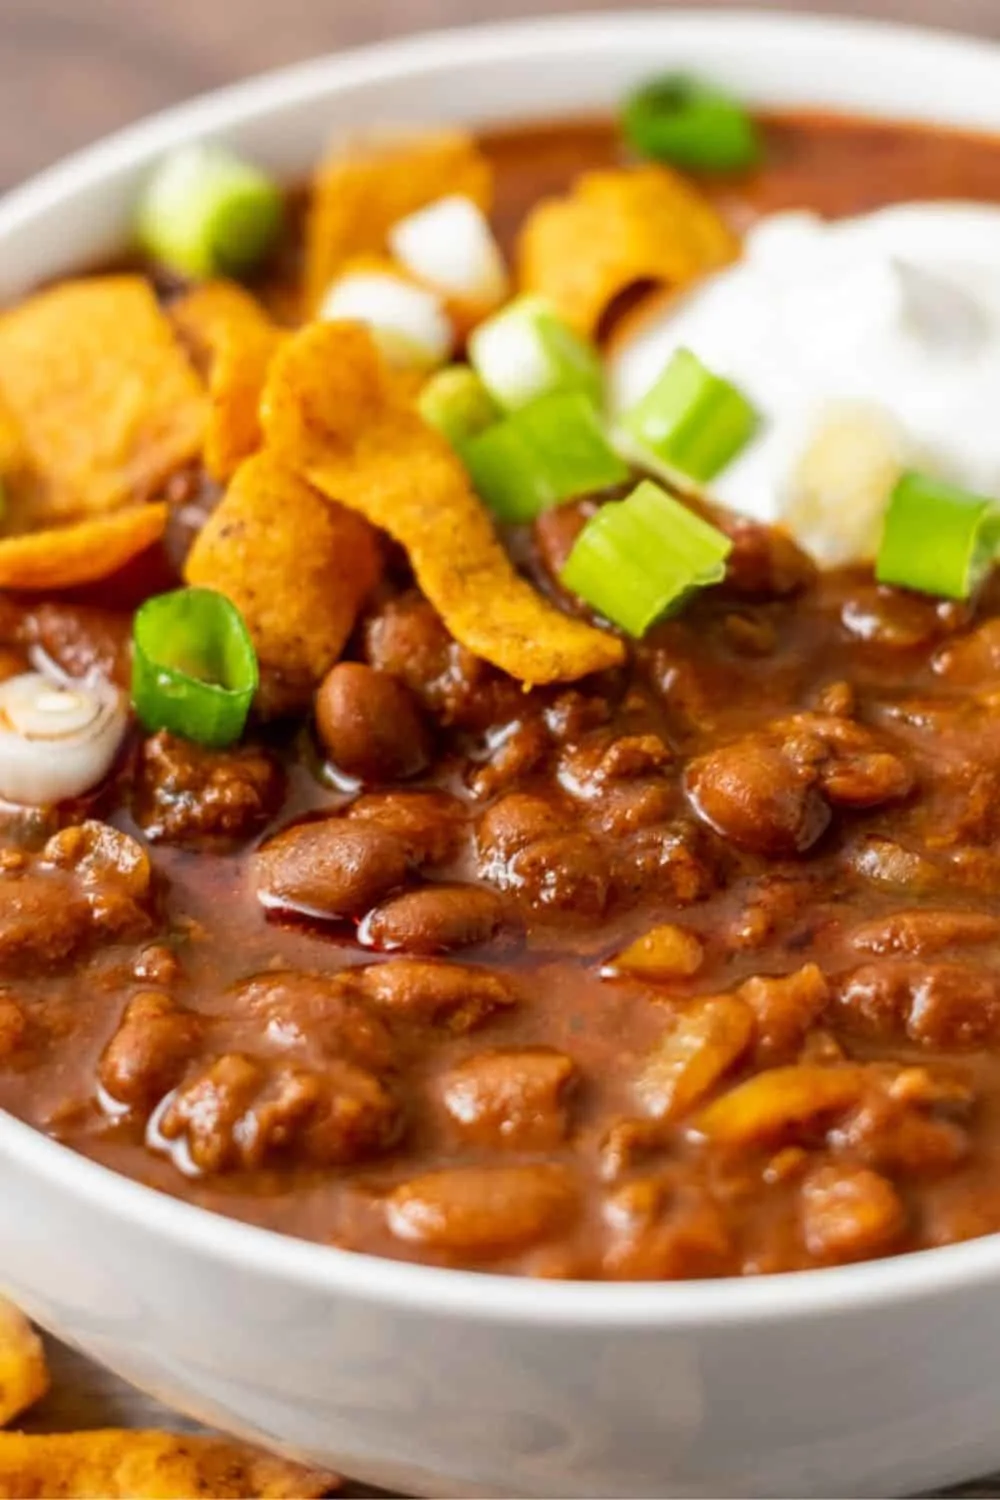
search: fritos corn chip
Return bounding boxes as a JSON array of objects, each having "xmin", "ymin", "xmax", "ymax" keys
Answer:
[
  {"xmin": 0, "ymin": 391, "xmax": 43, "ymax": 536},
  {"xmin": 0, "ymin": 1299, "xmax": 48, "ymax": 1427},
  {"xmin": 304, "ymin": 130, "xmax": 492, "ymax": 313},
  {"xmin": 0, "ymin": 505, "xmax": 168, "ymax": 591},
  {"xmin": 0, "ymin": 1430, "xmax": 337, "ymax": 1498},
  {"xmin": 185, "ymin": 453, "xmax": 381, "ymax": 715},
  {"xmin": 0, "ymin": 277, "xmax": 205, "ymax": 523},
  {"xmin": 172, "ymin": 282, "xmax": 284, "ymax": 483},
  {"xmin": 517, "ymin": 165, "xmax": 738, "ymax": 334},
  {"xmin": 260, "ymin": 323, "xmax": 624, "ymax": 685}
]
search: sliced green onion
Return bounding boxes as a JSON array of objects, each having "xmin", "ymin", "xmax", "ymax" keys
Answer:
[
  {"xmin": 462, "ymin": 392, "xmax": 630, "ymax": 523},
  {"xmin": 468, "ymin": 295, "xmax": 603, "ymax": 411},
  {"xmin": 418, "ymin": 366, "xmax": 500, "ymax": 448},
  {"xmin": 875, "ymin": 471, "xmax": 1000, "ymax": 600},
  {"xmin": 132, "ymin": 587, "xmax": 258, "ymax": 748},
  {"xmin": 622, "ymin": 73, "xmax": 761, "ymax": 174},
  {"xmin": 137, "ymin": 144, "xmax": 284, "ymax": 279},
  {"xmin": 622, "ymin": 347, "xmax": 759, "ymax": 485},
  {"xmin": 560, "ymin": 479, "xmax": 731, "ymax": 636},
  {"xmin": 462, "ymin": 423, "xmax": 549, "ymax": 523}
]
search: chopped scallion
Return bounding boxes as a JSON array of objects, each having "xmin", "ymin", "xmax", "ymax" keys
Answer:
[
  {"xmin": 875, "ymin": 471, "xmax": 1000, "ymax": 600},
  {"xmin": 462, "ymin": 423, "xmax": 551, "ymax": 524},
  {"xmin": 468, "ymin": 295, "xmax": 603, "ymax": 411},
  {"xmin": 137, "ymin": 144, "xmax": 284, "ymax": 279},
  {"xmin": 622, "ymin": 347, "xmax": 759, "ymax": 484},
  {"xmin": 132, "ymin": 587, "xmax": 258, "ymax": 748},
  {"xmin": 418, "ymin": 366, "xmax": 500, "ymax": 448},
  {"xmin": 560, "ymin": 478, "xmax": 732, "ymax": 636},
  {"xmin": 622, "ymin": 73, "xmax": 761, "ymax": 174},
  {"xmin": 462, "ymin": 392, "xmax": 630, "ymax": 522}
]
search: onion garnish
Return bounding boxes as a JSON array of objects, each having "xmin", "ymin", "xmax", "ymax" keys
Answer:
[
  {"xmin": 318, "ymin": 271, "xmax": 454, "ymax": 371},
  {"xmin": 389, "ymin": 194, "xmax": 509, "ymax": 309},
  {"xmin": 0, "ymin": 672, "xmax": 127, "ymax": 806}
]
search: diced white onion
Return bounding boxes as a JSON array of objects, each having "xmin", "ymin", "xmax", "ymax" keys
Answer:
[
  {"xmin": 389, "ymin": 195, "xmax": 509, "ymax": 308},
  {"xmin": 0, "ymin": 673, "xmax": 127, "ymax": 807},
  {"xmin": 318, "ymin": 271, "xmax": 454, "ymax": 370}
]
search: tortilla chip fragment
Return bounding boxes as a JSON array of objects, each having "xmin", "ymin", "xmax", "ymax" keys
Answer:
[
  {"xmin": 517, "ymin": 165, "xmax": 738, "ymax": 334},
  {"xmin": 185, "ymin": 452, "xmax": 381, "ymax": 715},
  {"xmin": 0, "ymin": 505, "xmax": 168, "ymax": 591},
  {"xmin": 172, "ymin": 282, "xmax": 284, "ymax": 483},
  {"xmin": 0, "ymin": 277, "xmax": 205, "ymax": 523},
  {"xmin": 304, "ymin": 130, "xmax": 492, "ymax": 313},
  {"xmin": 0, "ymin": 1430, "xmax": 337, "ymax": 1498},
  {"xmin": 260, "ymin": 322, "xmax": 624, "ymax": 685},
  {"xmin": 0, "ymin": 1299, "xmax": 48, "ymax": 1427}
]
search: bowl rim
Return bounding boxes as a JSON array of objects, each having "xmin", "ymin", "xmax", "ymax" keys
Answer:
[{"xmin": 5, "ymin": 6, "xmax": 1000, "ymax": 1327}]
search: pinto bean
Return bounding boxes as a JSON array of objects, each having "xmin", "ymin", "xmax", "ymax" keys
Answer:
[
  {"xmin": 440, "ymin": 1047, "xmax": 577, "ymax": 1148},
  {"xmin": 363, "ymin": 884, "xmax": 506, "ymax": 953},
  {"xmin": 364, "ymin": 592, "xmax": 521, "ymax": 730},
  {"xmin": 254, "ymin": 820, "xmax": 408, "ymax": 920},
  {"xmin": 99, "ymin": 992, "xmax": 203, "ymax": 1110},
  {"xmin": 385, "ymin": 1164, "xmax": 578, "ymax": 1255},
  {"xmin": 347, "ymin": 790, "xmax": 468, "ymax": 867},
  {"xmin": 315, "ymin": 662, "xmax": 431, "ymax": 784},
  {"xmin": 686, "ymin": 738, "xmax": 830, "ymax": 857},
  {"xmin": 357, "ymin": 958, "xmax": 517, "ymax": 1032}
]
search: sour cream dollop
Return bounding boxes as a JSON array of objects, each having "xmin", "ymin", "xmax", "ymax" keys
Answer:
[{"xmin": 609, "ymin": 204, "xmax": 1000, "ymax": 564}]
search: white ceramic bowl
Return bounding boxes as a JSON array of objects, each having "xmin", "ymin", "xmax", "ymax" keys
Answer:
[{"xmin": 5, "ymin": 13, "xmax": 1000, "ymax": 1497}]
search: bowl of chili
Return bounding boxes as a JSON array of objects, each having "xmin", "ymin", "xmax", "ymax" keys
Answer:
[{"xmin": 4, "ymin": 11, "xmax": 1000, "ymax": 1496}]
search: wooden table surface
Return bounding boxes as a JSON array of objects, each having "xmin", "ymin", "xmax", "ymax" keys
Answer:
[{"xmin": 4, "ymin": 0, "xmax": 1000, "ymax": 1493}]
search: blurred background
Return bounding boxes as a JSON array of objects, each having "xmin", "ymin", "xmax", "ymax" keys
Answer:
[{"xmin": 0, "ymin": 0, "xmax": 998, "ymax": 188}]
